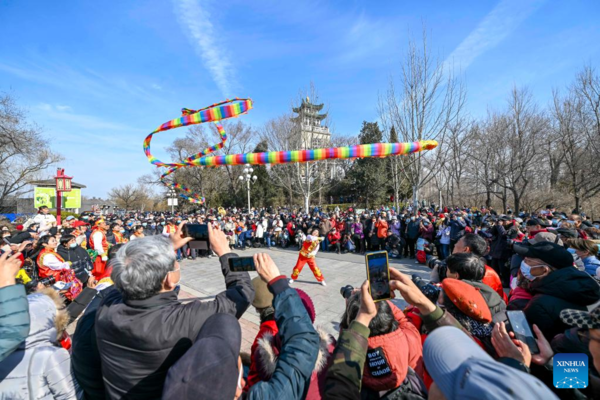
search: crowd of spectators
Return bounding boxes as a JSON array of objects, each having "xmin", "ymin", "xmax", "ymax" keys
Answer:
[{"xmin": 1, "ymin": 202, "xmax": 600, "ymax": 399}]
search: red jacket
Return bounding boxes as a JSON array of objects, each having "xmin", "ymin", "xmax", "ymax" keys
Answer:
[
  {"xmin": 327, "ymin": 231, "xmax": 341, "ymax": 245},
  {"xmin": 362, "ymin": 302, "xmax": 423, "ymax": 392},
  {"xmin": 482, "ymin": 265, "xmax": 508, "ymax": 304}
]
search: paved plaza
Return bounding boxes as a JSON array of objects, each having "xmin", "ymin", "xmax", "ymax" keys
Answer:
[{"xmin": 178, "ymin": 247, "xmax": 431, "ymax": 353}]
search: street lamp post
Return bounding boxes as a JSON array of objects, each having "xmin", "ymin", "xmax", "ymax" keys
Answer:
[
  {"xmin": 238, "ymin": 164, "xmax": 257, "ymax": 211},
  {"xmin": 54, "ymin": 168, "xmax": 73, "ymax": 226},
  {"xmin": 167, "ymin": 189, "xmax": 177, "ymax": 214}
]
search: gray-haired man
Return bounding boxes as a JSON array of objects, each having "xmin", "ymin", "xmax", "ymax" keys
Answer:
[{"xmin": 94, "ymin": 223, "xmax": 254, "ymax": 399}]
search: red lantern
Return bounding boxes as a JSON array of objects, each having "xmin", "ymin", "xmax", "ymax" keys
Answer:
[
  {"xmin": 55, "ymin": 168, "xmax": 73, "ymax": 192},
  {"xmin": 54, "ymin": 168, "xmax": 73, "ymax": 225}
]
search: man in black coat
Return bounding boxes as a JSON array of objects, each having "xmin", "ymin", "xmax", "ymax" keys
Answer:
[
  {"xmin": 94, "ymin": 224, "xmax": 254, "ymax": 399},
  {"xmin": 514, "ymin": 242, "xmax": 600, "ymax": 340},
  {"xmin": 489, "ymin": 216, "xmax": 519, "ymax": 287}
]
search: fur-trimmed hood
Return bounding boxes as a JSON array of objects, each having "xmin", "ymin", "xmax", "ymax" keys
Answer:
[
  {"xmin": 20, "ymin": 287, "xmax": 68, "ymax": 350},
  {"xmin": 255, "ymin": 326, "xmax": 334, "ymax": 380}
]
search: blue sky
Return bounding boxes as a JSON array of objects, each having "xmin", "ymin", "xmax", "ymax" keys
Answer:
[{"xmin": 1, "ymin": 0, "xmax": 599, "ymax": 198}]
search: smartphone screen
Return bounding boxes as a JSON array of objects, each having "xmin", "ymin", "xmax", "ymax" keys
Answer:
[
  {"xmin": 506, "ymin": 310, "xmax": 540, "ymax": 354},
  {"xmin": 365, "ymin": 251, "xmax": 391, "ymax": 301},
  {"xmin": 184, "ymin": 224, "xmax": 209, "ymax": 241},
  {"xmin": 229, "ymin": 256, "xmax": 256, "ymax": 272}
]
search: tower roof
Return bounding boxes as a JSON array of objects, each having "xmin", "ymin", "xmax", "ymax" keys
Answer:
[{"xmin": 292, "ymin": 97, "xmax": 325, "ymax": 113}]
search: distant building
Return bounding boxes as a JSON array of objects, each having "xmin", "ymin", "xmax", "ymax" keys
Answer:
[{"xmin": 292, "ymin": 97, "xmax": 332, "ymax": 149}]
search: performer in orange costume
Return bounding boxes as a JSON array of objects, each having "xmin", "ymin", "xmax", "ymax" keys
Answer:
[
  {"xmin": 290, "ymin": 229, "xmax": 326, "ymax": 286},
  {"xmin": 36, "ymin": 235, "xmax": 83, "ymax": 301},
  {"xmin": 89, "ymin": 219, "xmax": 110, "ymax": 279}
]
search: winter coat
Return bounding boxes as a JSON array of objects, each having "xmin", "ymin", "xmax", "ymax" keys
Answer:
[
  {"xmin": 419, "ymin": 224, "xmax": 434, "ymax": 241},
  {"xmin": 324, "ymin": 321, "xmax": 369, "ymax": 400},
  {"xmin": 319, "ymin": 220, "xmax": 334, "ymax": 236},
  {"xmin": 57, "ymin": 244, "xmax": 93, "ymax": 277},
  {"xmin": 0, "ymin": 290, "xmax": 80, "ymax": 399},
  {"xmin": 327, "ymin": 231, "xmax": 341, "ymax": 245},
  {"xmin": 246, "ymin": 278, "xmax": 320, "ymax": 399},
  {"xmin": 0, "ymin": 284, "xmax": 29, "ymax": 362},
  {"xmin": 95, "ymin": 253, "xmax": 254, "ymax": 399},
  {"xmin": 482, "ymin": 266, "xmax": 508, "ymax": 304},
  {"xmin": 448, "ymin": 219, "xmax": 466, "ymax": 241},
  {"xmin": 489, "ymin": 224, "xmax": 518, "ymax": 260},
  {"xmin": 72, "ymin": 286, "xmax": 117, "ymax": 400},
  {"xmin": 256, "ymin": 223, "xmax": 265, "ymax": 239},
  {"xmin": 389, "ymin": 221, "xmax": 401, "ymax": 237},
  {"xmin": 376, "ymin": 220, "xmax": 388, "ymax": 239},
  {"xmin": 582, "ymin": 256, "xmax": 600, "ymax": 276},
  {"xmin": 350, "ymin": 223, "xmax": 364, "ymax": 239},
  {"xmin": 406, "ymin": 221, "xmax": 420, "ymax": 240},
  {"xmin": 361, "ymin": 302, "xmax": 423, "ymax": 393},
  {"xmin": 507, "ymin": 283, "xmax": 534, "ymax": 311},
  {"xmin": 252, "ymin": 327, "xmax": 335, "ymax": 400},
  {"xmin": 524, "ymin": 267, "xmax": 600, "ymax": 340},
  {"xmin": 437, "ymin": 225, "xmax": 451, "ymax": 245}
]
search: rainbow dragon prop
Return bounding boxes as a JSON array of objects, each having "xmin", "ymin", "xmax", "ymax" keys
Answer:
[{"xmin": 143, "ymin": 98, "xmax": 438, "ymax": 204}]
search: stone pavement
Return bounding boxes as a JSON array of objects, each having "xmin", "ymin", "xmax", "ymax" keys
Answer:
[{"xmin": 178, "ymin": 247, "xmax": 431, "ymax": 353}]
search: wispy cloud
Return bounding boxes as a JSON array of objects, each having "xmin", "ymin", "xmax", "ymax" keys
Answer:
[
  {"xmin": 173, "ymin": 0, "xmax": 237, "ymax": 97},
  {"xmin": 0, "ymin": 61, "xmax": 161, "ymax": 103},
  {"xmin": 34, "ymin": 103, "xmax": 145, "ymax": 156},
  {"xmin": 443, "ymin": 0, "xmax": 547, "ymax": 71},
  {"xmin": 337, "ymin": 12, "xmax": 395, "ymax": 64}
]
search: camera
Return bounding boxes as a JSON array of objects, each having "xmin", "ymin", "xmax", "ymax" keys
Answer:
[
  {"xmin": 340, "ymin": 285, "xmax": 354, "ymax": 299},
  {"xmin": 412, "ymin": 275, "xmax": 441, "ymax": 304},
  {"xmin": 426, "ymin": 257, "xmax": 448, "ymax": 281},
  {"xmin": 506, "ymin": 239, "xmax": 516, "ymax": 251},
  {"xmin": 39, "ymin": 276, "xmax": 56, "ymax": 287}
]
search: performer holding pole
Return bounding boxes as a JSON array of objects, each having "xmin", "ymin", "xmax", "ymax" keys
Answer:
[{"xmin": 290, "ymin": 229, "xmax": 326, "ymax": 286}]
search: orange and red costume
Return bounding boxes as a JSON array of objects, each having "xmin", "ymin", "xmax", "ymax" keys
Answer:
[
  {"xmin": 37, "ymin": 248, "xmax": 83, "ymax": 300},
  {"xmin": 291, "ymin": 236, "xmax": 325, "ymax": 282},
  {"xmin": 89, "ymin": 226, "xmax": 109, "ymax": 279}
]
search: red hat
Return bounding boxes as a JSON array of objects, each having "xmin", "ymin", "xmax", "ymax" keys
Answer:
[
  {"xmin": 442, "ymin": 279, "xmax": 492, "ymax": 323},
  {"xmin": 72, "ymin": 221, "xmax": 90, "ymax": 228},
  {"xmin": 15, "ymin": 225, "xmax": 24, "ymax": 231}
]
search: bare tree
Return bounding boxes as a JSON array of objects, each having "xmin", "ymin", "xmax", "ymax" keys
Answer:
[
  {"xmin": 468, "ymin": 122, "xmax": 501, "ymax": 209},
  {"xmin": 0, "ymin": 93, "xmax": 62, "ymax": 209},
  {"xmin": 108, "ymin": 184, "xmax": 148, "ymax": 210},
  {"xmin": 379, "ymin": 30, "xmax": 466, "ymax": 207},
  {"xmin": 552, "ymin": 88, "xmax": 600, "ymax": 210},
  {"xmin": 573, "ymin": 65, "xmax": 600, "ymax": 155},
  {"xmin": 489, "ymin": 87, "xmax": 548, "ymax": 212},
  {"xmin": 261, "ymin": 114, "xmax": 300, "ymax": 207}
]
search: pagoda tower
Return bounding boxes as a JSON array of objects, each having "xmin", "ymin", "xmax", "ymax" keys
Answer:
[{"xmin": 292, "ymin": 97, "xmax": 331, "ymax": 149}]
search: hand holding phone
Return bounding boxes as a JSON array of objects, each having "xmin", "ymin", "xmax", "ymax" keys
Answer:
[
  {"xmin": 506, "ymin": 311, "xmax": 540, "ymax": 355},
  {"xmin": 228, "ymin": 256, "xmax": 256, "ymax": 272},
  {"xmin": 365, "ymin": 251, "xmax": 391, "ymax": 301}
]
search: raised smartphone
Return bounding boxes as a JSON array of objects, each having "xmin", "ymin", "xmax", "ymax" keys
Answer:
[
  {"xmin": 506, "ymin": 310, "xmax": 540, "ymax": 354},
  {"xmin": 228, "ymin": 256, "xmax": 257, "ymax": 272},
  {"xmin": 365, "ymin": 251, "xmax": 391, "ymax": 301}
]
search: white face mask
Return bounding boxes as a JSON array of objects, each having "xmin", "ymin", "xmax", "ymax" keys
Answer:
[{"xmin": 520, "ymin": 260, "xmax": 537, "ymax": 281}]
